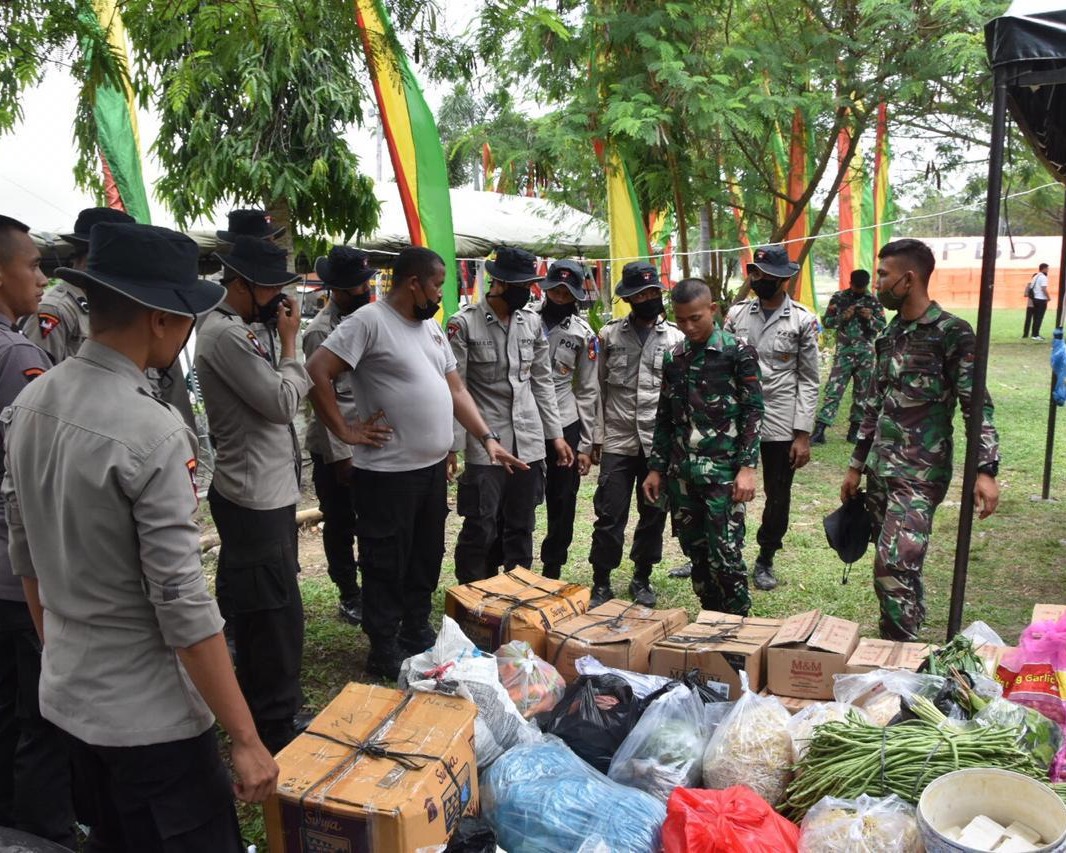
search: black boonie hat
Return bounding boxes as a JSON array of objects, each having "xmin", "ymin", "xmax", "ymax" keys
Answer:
[
  {"xmin": 544, "ymin": 260, "xmax": 589, "ymax": 300},
  {"xmin": 823, "ymin": 491, "xmax": 874, "ymax": 584},
  {"xmin": 60, "ymin": 207, "xmax": 135, "ymax": 247},
  {"xmin": 615, "ymin": 261, "xmax": 662, "ymax": 298},
  {"xmin": 216, "ymin": 209, "xmax": 286, "ymax": 244},
  {"xmin": 484, "ymin": 246, "xmax": 543, "ymax": 285},
  {"xmin": 56, "ymin": 223, "xmax": 225, "ymax": 316},
  {"xmin": 850, "ymin": 269, "xmax": 871, "ymax": 287},
  {"xmin": 214, "ymin": 236, "xmax": 300, "ymax": 287},
  {"xmin": 314, "ymin": 246, "xmax": 379, "ymax": 289},
  {"xmin": 747, "ymin": 244, "xmax": 800, "ymax": 279}
]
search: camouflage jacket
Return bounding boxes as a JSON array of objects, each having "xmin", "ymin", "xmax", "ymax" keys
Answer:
[
  {"xmin": 822, "ymin": 288, "xmax": 886, "ymax": 353},
  {"xmin": 851, "ymin": 302, "xmax": 999, "ymax": 485},
  {"xmin": 648, "ymin": 327, "xmax": 764, "ymax": 484}
]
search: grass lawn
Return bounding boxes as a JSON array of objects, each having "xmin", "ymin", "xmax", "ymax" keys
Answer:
[{"xmin": 222, "ymin": 305, "xmax": 1066, "ymax": 848}]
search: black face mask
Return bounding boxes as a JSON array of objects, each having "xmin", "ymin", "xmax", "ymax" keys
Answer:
[
  {"xmin": 492, "ymin": 284, "xmax": 530, "ymax": 312},
  {"xmin": 412, "ymin": 283, "xmax": 440, "ymax": 321},
  {"xmin": 255, "ymin": 292, "xmax": 287, "ymax": 324},
  {"xmin": 630, "ymin": 296, "xmax": 664, "ymax": 321},
  {"xmin": 752, "ymin": 279, "xmax": 783, "ymax": 301},
  {"xmin": 348, "ymin": 291, "xmax": 371, "ymax": 313},
  {"xmin": 541, "ymin": 297, "xmax": 578, "ymax": 322}
]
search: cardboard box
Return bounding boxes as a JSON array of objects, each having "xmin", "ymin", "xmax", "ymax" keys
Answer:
[
  {"xmin": 759, "ymin": 687, "xmax": 820, "ymax": 715},
  {"xmin": 265, "ymin": 683, "xmax": 478, "ymax": 853},
  {"xmin": 545, "ymin": 599, "xmax": 689, "ymax": 682},
  {"xmin": 766, "ymin": 610, "xmax": 860, "ymax": 700},
  {"xmin": 1032, "ymin": 603, "xmax": 1066, "ymax": 624},
  {"xmin": 444, "ymin": 567, "xmax": 590, "ymax": 657},
  {"xmin": 649, "ymin": 612, "xmax": 783, "ymax": 699},
  {"xmin": 845, "ymin": 638, "xmax": 935, "ymax": 674}
]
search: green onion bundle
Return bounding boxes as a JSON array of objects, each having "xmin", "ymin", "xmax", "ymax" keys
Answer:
[{"xmin": 781, "ymin": 711, "xmax": 1045, "ymax": 821}]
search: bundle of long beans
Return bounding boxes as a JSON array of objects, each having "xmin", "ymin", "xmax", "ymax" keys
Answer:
[{"xmin": 781, "ymin": 706, "xmax": 1046, "ymax": 821}]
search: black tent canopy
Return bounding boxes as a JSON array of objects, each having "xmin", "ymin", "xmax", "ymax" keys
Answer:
[{"xmin": 946, "ymin": 2, "xmax": 1066, "ymax": 636}]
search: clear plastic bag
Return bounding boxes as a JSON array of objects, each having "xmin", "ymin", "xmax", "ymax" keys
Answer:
[
  {"xmin": 483, "ymin": 736, "xmax": 666, "ymax": 853},
  {"xmin": 495, "ymin": 640, "xmax": 566, "ymax": 719},
  {"xmin": 798, "ymin": 794, "xmax": 921, "ymax": 852},
  {"xmin": 574, "ymin": 655, "xmax": 671, "ymax": 699},
  {"xmin": 608, "ymin": 684, "xmax": 707, "ymax": 802},
  {"xmin": 701, "ymin": 674, "xmax": 792, "ymax": 806},
  {"xmin": 399, "ymin": 616, "xmax": 539, "ymax": 768},
  {"xmin": 788, "ymin": 702, "xmax": 868, "ymax": 763},
  {"xmin": 832, "ymin": 669, "xmax": 949, "ymax": 725}
]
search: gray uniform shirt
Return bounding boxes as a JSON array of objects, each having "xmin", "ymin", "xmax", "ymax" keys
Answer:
[
  {"xmin": 23, "ymin": 282, "xmax": 90, "ymax": 363},
  {"xmin": 598, "ymin": 316, "xmax": 685, "ymax": 457},
  {"xmin": 540, "ymin": 308, "xmax": 600, "ymax": 456},
  {"xmin": 446, "ymin": 302, "xmax": 562, "ymax": 465},
  {"xmin": 302, "ymin": 301, "xmax": 355, "ymax": 464},
  {"xmin": 195, "ymin": 302, "xmax": 312, "ymax": 510},
  {"xmin": 725, "ymin": 295, "xmax": 820, "ymax": 442},
  {"xmin": 2, "ymin": 341, "xmax": 223, "ymax": 746},
  {"xmin": 0, "ymin": 315, "xmax": 51, "ymax": 603}
]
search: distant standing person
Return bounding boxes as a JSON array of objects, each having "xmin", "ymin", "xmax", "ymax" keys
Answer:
[
  {"xmin": 841, "ymin": 238, "xmax": 1000, "ymax": 641},
  {"xmin": 725, "ymin": 244, "xmax": 820, "ymax": 592},
  {"xmin": 643, "ymin": 279, "xmax": 763, "ymax": 616},
  {"xmin": 811, "ymin": 269, "xmax": 886, "ymax": 445},
  {"xmin": 1029, "ymin": 263, "xmax": 1051, "ymax": 341},
  {"xmin": 303, "ymin": 247, "xmax": 378, "ymax": 627},
  {"xmin": 306, "ymin": 247, "xmax": 526, "ymax": 680}
]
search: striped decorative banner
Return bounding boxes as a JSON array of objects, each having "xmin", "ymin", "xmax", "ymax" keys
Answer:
[
  {"xmin": 354, "ymin": 0, "xmax": 458, "ymax": 319},
  {"xmin": 89, "ymin": 0, "xmax": 151, "ymax": 223},
  {"xmin": 773, "ymin": 111, "xmax": 818, "ymax": 310},
  {"xmin": 872, "ymin": 102, "xmax": 895, "ymax": 260},
  {"xmin": 599, "ymin": 143, "xmax": 650, "ymax": 318},
  {"xmin": 837, "ymin": 126, "xmax": 875, "ymax": 290}
]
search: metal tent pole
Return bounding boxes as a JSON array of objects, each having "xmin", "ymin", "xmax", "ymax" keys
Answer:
[
  {"xmin": 1040, "ymin": 184, "xmax": 1066, "ymax": 499},
  {"xmin": 947, "ymin": 81, "xmax": 1007, "ymax": 639}
]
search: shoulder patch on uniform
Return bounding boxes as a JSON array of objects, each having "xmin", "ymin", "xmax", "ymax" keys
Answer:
[
  {"xmin": 587, "ymin": 337, "xmax": 599, "ymax": 361},
  {"xmin": 37, "ymin": 313, "xmax": 60, "ymax": 338},
  {"xmin": 21, "ymin": 366, "xmax": 44, "ymax": 381},
  {"xmin": 185, "ymin": 458, "xmax": 198, "ymax": 498},
  {"xmin": 74, "ymin": 296, "xmax": 89, "ymax": 313},
  {"xmin": 446, "ymin": 321, "xmax": 461, "ymax": 340},
  {"xmin": 246, "ymin": 330, "xmax": 269, "ymax": 359}
]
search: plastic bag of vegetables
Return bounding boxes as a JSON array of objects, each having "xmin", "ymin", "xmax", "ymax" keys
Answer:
[
  {"xmin": 483, "ymin": 736, "xmax": 666, "ymax": 853},
  {"xmin": 702, "ymin": 674, "xmax": 792, "ymax": 806},
  {"xmin": 798, "ymin": 794, "xmax": 921, "ymax": 852},
  {"xmin": 495, "ymin": 640, "xmax": 566, "ymax": 719},
  {"xmin": 608, "ymin": 684, "xmax": 708, "ymax": 802},
  {"xmin": 788, "ymin": 702, "xmax": 867, "ymax": 763},
  {"xmin": 662, "ymin": 787, "xmax": 800, "ymax": 853}
]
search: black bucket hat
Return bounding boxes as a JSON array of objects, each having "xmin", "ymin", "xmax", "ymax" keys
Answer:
[
  {"xmin": 850, "ymin": 269, "xmax": 871, "ymax": 287},
  {"xmin": 55, "ymin": 223, "xmax": 225, "ymax": 317},
  {"xmin": 60, "ymin": 207, "xmax": 135, "ymax": 247},
  {"xmin": 484, "ymin": 246, "xmax": 543, "ymax": 285},
  {"xmin": 747, "ymin": 244, "xmax": 800, "ymax": 279},
  {"xmin": 823, "ymin": 491, "xmax": 874, "ymax": 584},
  {"xmin": 216, "ymin": 209, "xmax": 286, "ymax": 244},
  {"xmin": 214, "ymin": 236, "xmax": 300, "ymax": 287},
  {"xmin": 314, "ymin": 246, "xmax": 379, "ymax": 289},
  {"xmin": 544, "ymin": 260, "xmax": 589, "ymax": 300},
  {"xmin": 615, "ymin": 261, "xmax": 662, "ymax": 298}
]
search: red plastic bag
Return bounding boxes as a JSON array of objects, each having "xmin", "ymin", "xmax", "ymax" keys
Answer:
[{"xmin": 662, "ymin": 786, "xmax": 800, "ymax": 853}]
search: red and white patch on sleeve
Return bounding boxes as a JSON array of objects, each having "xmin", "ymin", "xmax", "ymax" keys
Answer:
[
  {"xmin": 587, "ymin": 337, "xmax": 599, "ymax": 362},
  {"xmin": 446, "ymin": 322, "xmax": 460, "ymax": 341},
  {"xmin": 37, "ymin": 313, "xmax": 60, "ymax": 338},
  {"xmin": 246, "ymin": 331, "xmax": 269, "ymax": 359},
  {"xmin": 185, "ymin": 458, "xmax": 198, "ymax": 499}
]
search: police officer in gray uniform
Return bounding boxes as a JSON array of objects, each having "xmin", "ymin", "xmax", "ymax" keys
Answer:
[
  {"xmin": 303, "ymin": 246, "xmax": 377, "ymax": 626},
  {"xmin": 588, "ymin": 261, "xmax": 684, "ymax": 608},
  {"xmin": 23, "ymin": 207, "xmax": 134, "ymax": 362},
  {"xmin": 725, "ymin": 244, "xmax": 820, "ymax": 591},
  {"xmin": 195, "ymin": 236, "xmax": 311, "ymax": 754},
  {"xmin": 537, "ymin": 260, "xmax": 599, "ymax": 579},
  {"xmin": 447, "ymin": 246, "xmax": 573, "ymax": 583}
]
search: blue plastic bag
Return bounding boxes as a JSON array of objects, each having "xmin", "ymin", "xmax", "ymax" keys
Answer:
[
  {"xmin": 483, "ymin": 737, "xmax": 666, "ymax": 853},
  {"xmin": 1052, "ymin": 329, "xmax": 1066, "ymax": 406}
]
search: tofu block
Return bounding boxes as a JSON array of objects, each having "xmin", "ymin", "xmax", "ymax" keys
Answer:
[
  {"xmin": 958, "ymin": 814, "xmax": 1007, "ymax": 850},
  {"xmin": 942, "ymin": 825, "xmax": 963, "ymax": 841},
  {"xmin": 994, "ymin": 837, "xmax": 1039, "ymax": 852},
  {"xmin": 1006, "ymin": 821, "xmax": 1043, "ymax": 845}
]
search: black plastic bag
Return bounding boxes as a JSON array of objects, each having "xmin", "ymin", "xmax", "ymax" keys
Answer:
[
  {"xmin": 443, "ymin": 816, "xmax": 497, "ymax": 853},
  {"xmin": 535, "ymin": 674, "xmax": 644, "ymax": 772}
]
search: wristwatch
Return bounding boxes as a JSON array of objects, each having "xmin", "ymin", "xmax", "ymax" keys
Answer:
[{"xmin": 480, "ymin": 431, "xmax": 502, "ymax": 447}]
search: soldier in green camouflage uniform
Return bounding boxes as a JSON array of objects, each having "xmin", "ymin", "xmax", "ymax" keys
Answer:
[
  {"xmin": 812, "ymin": 269, "xmax": 886, "ymax": 444},
  {"xmin": 842, "ymin": 240, "xmax": 1000, "ymax": 641},
  {"xmin": 644, "ymin": 280, "xmax": 764, "ymax": 615}
]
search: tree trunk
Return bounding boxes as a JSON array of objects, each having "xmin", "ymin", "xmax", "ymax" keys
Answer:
[
  {"xmin": 699, "ymin": 204, "xmax": 711, "ymax": 282},
  {"xmin": 266, "ymin": 197, "xmax": 296, "ymax": 271}
]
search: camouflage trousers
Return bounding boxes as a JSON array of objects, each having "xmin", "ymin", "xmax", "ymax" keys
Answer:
[
  {"xmin": 667, "ymin": 478, "xmax": 751, "ymax": 615},
  {"xmin": 817, "ymin": 346, "xmax": 875, "ymax": 427},
  {"xmin": 866, "ymin": 473, "xmax": 948, "ymax": 641}
]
